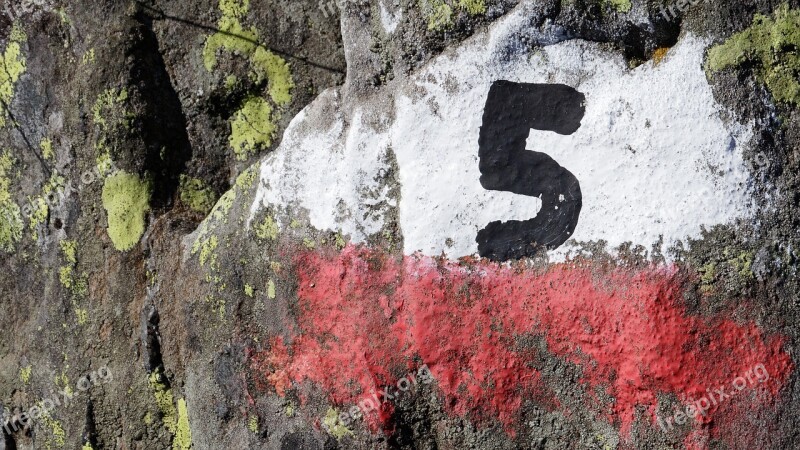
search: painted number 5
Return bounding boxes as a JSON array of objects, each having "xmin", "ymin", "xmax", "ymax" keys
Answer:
[{"xmin": 477, "ymin": 81, "xmax": 586, "ymax": 261}]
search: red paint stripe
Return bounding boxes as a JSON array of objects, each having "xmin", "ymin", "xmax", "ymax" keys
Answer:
[{"xmin": 251, "ymin": 244, "xmax": 793, "ymax": 441}]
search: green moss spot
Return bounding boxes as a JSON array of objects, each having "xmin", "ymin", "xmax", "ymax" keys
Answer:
[
  {"xmin": 255, "ymin": 215, "xmax": 278, "ymax": 240},
  {"xmin": 707, "ymin": 3, "xmax": 800, "ymax": 104},
  {"xmin": 101, "ymin": 171, "xmax": 151, "ymax": 251},
  {"xmin": 230, "ymin": 97, "xmax": 276, "ymax": 161},
  {"xmin": 323, "ymin": 408, "xmax": 353, "ymax": 439},
  {"xmin": 0, "ymin": 23, "xmax": 27, "ymax": 128},
  {"xmin": 173, "ymin": 398, "xmax": 192, "ymax": 450},
  {"xmin": 179, "ymin": 175, "xmax": 217, "ymax": 214}
]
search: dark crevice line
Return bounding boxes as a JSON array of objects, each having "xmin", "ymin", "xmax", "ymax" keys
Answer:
[
  {"xmin": 134, "ymin": 1, "xmax": 346, "ymax": 75},
  {"xmin": 0, "ymin": 98, "xmax": 51, "ymax": 178}
]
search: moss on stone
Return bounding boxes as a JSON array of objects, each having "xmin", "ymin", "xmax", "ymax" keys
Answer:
[
  {"xmin": 707, "ymin": 3, "xmax": 800, "ymax": 104},
  {"xmin": 230, "ymin": 96, "xmax": 276, "ymax": 161},
  {"xmin": 0, "ymin": 23, "xmax": 27, "ymax": 128},
  {"xmin": 101, "ymin": 171, "xmax": 151, "ymax": 251},
  {"xmin": 173, "ymin": 398, "xmax": 192, "ymax": 450},
  {"xmin": 179, "ymin": 175, "xmax": 217, "ymax": 215}
]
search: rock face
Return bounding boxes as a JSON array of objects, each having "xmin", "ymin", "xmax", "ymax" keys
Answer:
[{"xmin": 1, "ymin": 0, "xmax": 800, "ymax": 449}]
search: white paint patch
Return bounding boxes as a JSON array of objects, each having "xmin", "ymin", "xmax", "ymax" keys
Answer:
[
  {"xmin": 251, "ymin": 3, "xmax": 755, "ymax": 261},
  {"xmin": 379, "ymin": 1, "xmax": 401, "ymax": 34}
]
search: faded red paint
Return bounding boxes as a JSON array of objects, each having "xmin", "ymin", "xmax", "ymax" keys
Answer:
[{"xmin": 251, "ymin": 244, "xmax": 792, "ymax": 442}]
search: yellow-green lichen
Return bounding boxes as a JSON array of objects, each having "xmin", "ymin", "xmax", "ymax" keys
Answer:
[
  {"xmin": 40, "ymin": 138, "xmax": 54, "ymax": 160},
  {"xmin": 230, "ymin": 96, "xmax": 276, "ymax": 161},
  {"xmin": 203, "ymin": 0, "xmax": 294, "ymax": 160},
  {"xmin": 198, "ymin": 235, "xmax": 218, "ymax": 267},
  {"xmin": 250, "ymin": 46, "xmax": 294, "ymax": 106},
  {"xmin": 19, "ymin": 365, "xmax": 31, "ymax": 383},
  {"xmin": 149, "ymin": 369, "xmax": 178, "ymax": 433},
  {"xmin": 458, "ymin": 0, "xmax": 485, "ymax": 15},
  {"xmin": 75, "ymin": 308, "xmax": 88, "ymax": 325},
  {"xmin": 0, "ymin": 150, "xmax": 22, "ymax": 252},
  {"xmin": 423, "ymin": 0, "xmax": 453, "ymax": 30},
  {"xmin": 92, "ymin": 88, "xmax": 131, "ymax": 131},
  {"xmin": 28, "ymin": 172, "xmax": 65, "ymax": 240},
  {"xmin": 322, "ymin": 408, "xmax": 353, "ymax": 439},
  {"xmin": 247, "ymin": 415, "xmax": 259, "ymax": 433},
  {"xmin": 40, "ymin": 411, "xmax": 66, "ymax": 449},
  {"xmin": 255, "ymin": 215, "xmax": 278, "ymax": 240},
  {"xmin": 604, "ymin": 0, "xmax": 631, "ymax": 13},
  {"xmin": 101, "ymin": 171, "xmax": 151, "ymax": 251},
  {"xmin": 0, "ymin": 23, "xmax": 27, "ymax": 128},
  {"xmin": 82, "ymin": 444, "xmax": 94, "ymax": 450},
  {"xmin": 267, "ymin": 279, "xmax": 276, "ymax": 299},
  {"xmin": 173, "ymin": 398, "xmax": 192, "ymax": 450},
  {"xmin": 82, "ymin": 48, "xmax": 95, "ymax": 65},
  {"xmin": 244, "ymin": 284, "xmax": 254, "ymax": 297},
  {"xmin": 179, "ymin": 175, "xmax": 217, "ymax": 215},
  {"xmin": 707, "ymin": 3, "xmax": 800, "ymax": 104},
  {"xmin": 60, "ymin": 239, "xmax": 77, "ymax": 263}
]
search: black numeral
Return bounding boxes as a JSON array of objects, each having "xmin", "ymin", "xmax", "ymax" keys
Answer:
[{"xmin": 477, "ymin": 81, "xmax": 585, "ymax": 261}]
